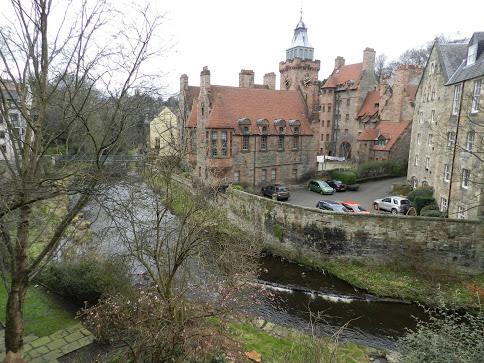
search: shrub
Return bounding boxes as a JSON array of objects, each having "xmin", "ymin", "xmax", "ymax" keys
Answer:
[
  {"xmin": 397, "ymin": 307, "xmax": 484, "ymax": 362},
  {"xmin": 420, "ymin": 209, "xmax": 444, "ymax": 218},
  {"xmin": 393, "ymin": 184, "xmax": 412, "ymax": 196},
  {"xmin": 407, "ymin": 186, "xmax": 433, "ymax": 203},
  {"xmin": 414, "ymin": 196, "xmax": 436, "ymax": 215},
  {"xmin": 330, "ymin": 170, "xmax": 357, "ymax": 185},
  {"xmin": 273, "ymin": 223, "xmax": 284, "ymax": 241},
  {"xmin": 38, "ymin": 256, "xmax": 134, "ymax": 306},
  {"xmin": 357, "ymin": 160, "xmax": 407, "ymax": 179},
  {"xmin": 230, "ymin": 184, "xmax": 243, "ymax": 191}
]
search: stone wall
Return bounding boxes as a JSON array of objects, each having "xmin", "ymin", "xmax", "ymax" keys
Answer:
[{"xmin": 222, "ymin": 188, "xmax": 484, "ymax": 274}]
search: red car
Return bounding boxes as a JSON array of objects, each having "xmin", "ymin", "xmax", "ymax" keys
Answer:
[{"xmin": 339, "ymin": 201, "xmax": 369, "ymax": 214}]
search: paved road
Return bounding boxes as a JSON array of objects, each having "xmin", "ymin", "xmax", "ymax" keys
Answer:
[{"xmin": 288, "ymin": 177, "xmax": 407, "ymax": 211}]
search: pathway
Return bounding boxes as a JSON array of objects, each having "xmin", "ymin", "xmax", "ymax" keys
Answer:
[{"xmin": 0, "ymin": 323, "xmax": 94, "ymax": 363}]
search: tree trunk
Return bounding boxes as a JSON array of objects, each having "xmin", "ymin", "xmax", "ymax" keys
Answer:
[
  {"xmin": 5, "ymin": 280, "xmax": 26, "ymax": 360},
  {"xmin": 4, "ymin": 205, "xmax": 31, "ymax": 360}
]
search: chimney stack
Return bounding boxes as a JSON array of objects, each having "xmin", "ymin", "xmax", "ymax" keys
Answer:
[
  {"xmin": 180, "ymin": 74, "xmax": 188, "ymax": 92},
  {"xmin": 239, "ymin": 69, "xmax": 255, "ymax": 88},
  {"xmin": 334, "ymin": 56, "xmax": 345, "ymax": 70},
  {"xmin": 200, "ymin": 66, "xmax": 211, "ymax": 88},
  {"xmin": 263, "ymin": 72, "xmax": 276, "ymax": 90},
  {"xmin": 362, "ymin": 47, "xmax": 376, "ymax": 71}
]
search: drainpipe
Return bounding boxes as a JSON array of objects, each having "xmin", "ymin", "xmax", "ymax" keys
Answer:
[
  {"xmin": 253, "ymin": 134, "xmax": 257, "ymax": 187},
  {"xmin": 447, "ymin": 81, "xmax": 465, "ymax": 218}
]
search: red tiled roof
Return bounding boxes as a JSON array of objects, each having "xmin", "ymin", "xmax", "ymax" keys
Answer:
[
  {"xmin": 370, "ymin": 120, "xmax": 411, "ymax": 151},
  {"xmin": 357, "ymin": 128, "xmax": 379, "ymax": 141},
  {"xmin": 186, "ymin": 100, "xmax": 198, "ymax": 128},
  {"xmin": 322, "ymin": 63, "xmax": 363, "ymax": 89},
  {"xmin": 357, "ymin": 90, "xmax": 380, "ymax": 120},
  {"xmin": 203, "ymin": 85, "xmax": 312, "ymax": 135},
  {"xmin": 357, "ymin": 121, "xmax": 410, "ymax": 151}
]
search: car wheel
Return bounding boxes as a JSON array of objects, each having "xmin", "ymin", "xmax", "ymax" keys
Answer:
[
  {"xmin": 373, "ymin": 203, "xmax": 379, "ymax": 210},
  {"xmin": 391, "ymin": 208, "xmax": 398, "ymax": 214}
]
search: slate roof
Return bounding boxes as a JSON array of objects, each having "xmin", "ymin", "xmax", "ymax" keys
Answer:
[
  {"xmin": 446, "ymin": 32, "xmax": 484, "ymax": 84},
  {"xmin": 185, "ymin": 85, "xmax": 312, "ymax": 136},
  {"xmin": 322, "ymin": 63, "xmax": 363, "ymax": 89},
  {"xmin": 437, "ymin": 43, "xmax": 468, "ymax": 82}
]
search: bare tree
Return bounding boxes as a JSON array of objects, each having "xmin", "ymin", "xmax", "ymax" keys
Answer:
[
  {"xmin": 375, "ymin": 53, "xmax": 387, "ymax": 81},
  {"xmin": 0, "ymin": 0, "xmax": 163, "ymax": 359},
  {"xmin": 81, "ymin": 166, "xmax": 260, "ymax": 361}
]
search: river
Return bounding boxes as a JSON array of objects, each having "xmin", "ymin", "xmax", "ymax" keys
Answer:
[{"xmin": 80, "ymin": 181, "xmax": 426, "ymax": 350}]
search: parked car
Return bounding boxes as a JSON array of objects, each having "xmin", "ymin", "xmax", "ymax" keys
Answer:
[
  {"xmin": 373, "ymin": 196, "xmax": 410, "ymax": 214},
  {"xmin": 261, "ymin": 185, "xmax": 290, "ymax": 201},
  {"xmin": 308, "ymin": 180, "xmax": 334, "ymax": 195},
  {"xmin": 325, "ymin": 179, "xmax": 347, "ymax": 192},
  {"xmin": 316, "ymin": 200, "xmax": 351, "ymax": 213},
  {"xmin": 339, "ymin": 201, "xmax": 369, "ymax": 214}
]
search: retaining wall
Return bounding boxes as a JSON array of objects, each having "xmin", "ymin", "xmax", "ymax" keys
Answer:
[{"xmin": 222, "ymin": 189, "xmax": 484, "ymax": 274}]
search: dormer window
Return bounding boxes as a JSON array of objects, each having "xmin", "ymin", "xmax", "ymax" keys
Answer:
[
  {"xmin": 375, "ymin": 136, "xmax": 385, "ymax": 146},
  {"xmin": 467, "ymin": 43, "xmax": 477, "ymax": 66}
]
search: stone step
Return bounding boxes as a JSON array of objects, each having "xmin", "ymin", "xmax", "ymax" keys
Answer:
[{"xmin": 23, "ymin": 323, "xmax": 94, "ymax": 362}]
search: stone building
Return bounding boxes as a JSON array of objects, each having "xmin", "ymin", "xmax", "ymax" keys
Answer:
[
  {"xmin": 319, "ymin": 49, "xmax": 378, "ymax": 158},
  {"xmin": 0, "ymin": 81, "xmax": 27, "ymax": 161},
  {"xmin": 179, "ymin": 17, "xmax": 319, "ymax": 188},
  {"xmin": 149, "ymin": 106, "xmax": 178, "ymax": 157},
  {"xmin": 355, "ymin": 65, "xmax": 422, "ymax": 162},
  {"xmin": 407, "ymin": 33, "xmax": 483, "ymax": 220}
]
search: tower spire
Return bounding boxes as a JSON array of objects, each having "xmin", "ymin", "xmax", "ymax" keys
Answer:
[{"xmin": 286, "ymin": 11, "xmax": 313, "ymax": 61}]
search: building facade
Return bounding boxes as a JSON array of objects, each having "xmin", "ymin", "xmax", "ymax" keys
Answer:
[
  {"xmin": 180, "ymin": 18, "xmax": 320, "ymax": 188},
  {"xmin": 149, "ymin": 106, "xmax": 179, "ymax": 157},
  {"xmin": 407, "ymin": 34, "xmax": 483, "ymax": 220},
  {"xmin": 0, "ymin": 82, "xmax": 27, "ymax": 161},
  {"xmin": 355, "ymin": 65, "xmax": 422, "ymax": 162},
  {"xmin": 319, "ymin": 49, "xmax": 378, "ymax": 159}
]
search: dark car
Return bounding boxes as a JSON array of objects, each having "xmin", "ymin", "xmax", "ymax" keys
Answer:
[
  {"xmin": 316, "ymin": 200, "xmax": 351, "ymax": 213},
  {"xmin": 261, "ymin": 185, "xmax": 290, "ymax": 201},
  {"xmin": 325, "ymin": 179, "xmax": 347, "ymax": 192}
]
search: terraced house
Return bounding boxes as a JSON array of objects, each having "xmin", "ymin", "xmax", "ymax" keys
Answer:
[{"xmin": 407, "ymin": 33, "xmax": 484, "ymax": 220}]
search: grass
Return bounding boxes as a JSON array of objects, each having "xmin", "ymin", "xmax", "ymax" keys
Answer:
[
  {"xmin": 0, "ymin": 284, "xmax": 77, "ymax": 337},
  {"xmin": 228, "ymin": 320, "xmax": 372, "ymax": 363}
]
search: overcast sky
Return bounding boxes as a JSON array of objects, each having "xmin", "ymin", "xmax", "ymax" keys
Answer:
[
  {"xmin": 156, "ymin": 0, "xmax": 483, "ymax": 96},
  {"xmin": 1, "ymin": 0, "xmax": 483, "ymax": 97}
]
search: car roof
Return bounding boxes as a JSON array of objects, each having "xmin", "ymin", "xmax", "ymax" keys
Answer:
[
  {"xmin": 341, "ymin": 201, "xmax": 359, "ymax": 205},
  {"xmin": 319, "ymin": 200, "xmax": 340, "ymax": 204}
]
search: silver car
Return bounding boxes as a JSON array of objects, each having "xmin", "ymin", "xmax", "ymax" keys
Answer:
[{"xmin": 373, "ymin": 196, "xmax": 410, "ymax": 214}]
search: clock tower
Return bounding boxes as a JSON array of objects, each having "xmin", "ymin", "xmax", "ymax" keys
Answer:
[{"xmin": 279, "ymin": 15, "xmax": 320, "ymax": 122}]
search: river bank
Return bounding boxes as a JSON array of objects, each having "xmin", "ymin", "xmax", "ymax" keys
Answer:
[
  {"xmin": 263, "ymin": 243, "xmax": 484, "ymax": 310},
  {"xmin": 166, "ymin": 175, "xmax": 484, "ymax": 310}
]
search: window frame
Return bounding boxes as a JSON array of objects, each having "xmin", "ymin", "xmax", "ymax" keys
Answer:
[
  {"xmin": 447, "ymin": 131, "xmax": 456, "ymax": 149},
  {"xmin": 461, "ymin": 168, "xmax": 470, "ymax": 188},
  {"xmin": 210, "ymin": 130, "xmax": 218, "ymax": 157},
  {"xmin": 452, "ymin": 84, "xmax": 462, "ymax": 116},
  {"xmin": 440, "ymin": 197, "xmax": 448, "ymax": 213},
  {"xmin": 457, "ymin": 206, "xmax": 466, "ymax": 219},
  {"xmin": 466, "ymin": 131, "xmax": 475, "ymax": 151},
  {"xmin": 242, "ymin": 134, "xmax": 249, "ymax": 151},
  {"xmin": 471, "ymin": 79, "xmax": 481, "ymax": 114},
  {"xmin": 443, "ymin": 164, "xmax": 450, "ymax": 182},
  {"xmin": 220, "ymin": 130, "xmax": 228, "ymax": 156}
]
